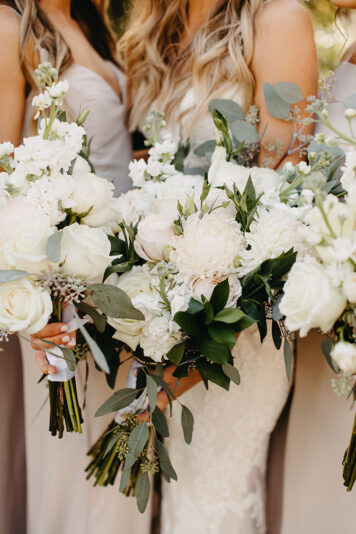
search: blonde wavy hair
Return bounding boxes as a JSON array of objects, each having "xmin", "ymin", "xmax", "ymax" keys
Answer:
[
  {"xmin": 2, "ymin": 0, "xmax": 117, "ymax": 91},
  {"xmin": 120, "ymin": 0, "xmax": 264, "ymax": 132}
]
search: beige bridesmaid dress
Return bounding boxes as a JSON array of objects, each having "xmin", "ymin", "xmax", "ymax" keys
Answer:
[
  {"xmin": 19, "ymin": 53, "xmax": 152, "ymax": 533},
  {"xmin": 280, "ymin": 62, "xmax": 356, "ymax": 534}
]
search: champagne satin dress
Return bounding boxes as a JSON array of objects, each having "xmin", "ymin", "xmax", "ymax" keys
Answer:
[
  {"xmin": 18, "ymin": 57, "xmax": 151, "ymax": 533},
  {"xmin": 279, "ymin": 62, "xmax": 356, "ymax": 534}
]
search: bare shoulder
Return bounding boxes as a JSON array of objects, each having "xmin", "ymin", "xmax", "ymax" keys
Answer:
[
  {"xmin": 256, "ymin": 0, "xmax": 313, "ymax": 34},
  {"xmin": 0, "ymin": 5, "xmax": 21, "ymax": 42}
]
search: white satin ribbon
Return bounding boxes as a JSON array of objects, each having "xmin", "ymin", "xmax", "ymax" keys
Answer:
[{"xmin": 115, "ymin": 359, "xmax": 149, "ymax": 423}]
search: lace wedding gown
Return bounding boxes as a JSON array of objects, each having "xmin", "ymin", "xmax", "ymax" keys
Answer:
[{"xmin": 160, "ymin": 89, "xmax": 290, "ymax": 534}]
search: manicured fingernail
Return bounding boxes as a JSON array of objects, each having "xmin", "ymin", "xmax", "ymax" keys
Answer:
[
  {"xmin": 68, "ymin": 339, "xmax": 75, "ymax": 347},
  {"xmin": 61, "ymin": 325, "xmax": 69, "ymax": 332},
  {"xmin": 62, "ymin": 335, "xmax": 70, "ymax": 343}
]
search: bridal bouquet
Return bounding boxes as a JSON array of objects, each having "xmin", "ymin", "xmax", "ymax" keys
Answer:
[
  {"xmin": 85, "ymin": 107, "xmax": 318, "ymax": 511},
  {"xmin": 0, "ymin": 63, "xmax": 115, "ymax": 437}
]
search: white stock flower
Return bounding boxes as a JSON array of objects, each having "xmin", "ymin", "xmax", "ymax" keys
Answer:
[
  {"xmin": 140, "ymin": 316, "xmax": 184, "ymax": 362},
  {"xmin": 341, "ymin": 151, "xmax": 356, "ymax": 202},
  {"xmin": 279, "ymin": 256, "xmax": 346, "ymax": 336},
  {"xmin": 148, "ymin": 139, "xmax": 178, "ymax": 162},
  {"xmin": 239, "ymin": 207, "xmax": 308, "ymax": 275},
  {"xmin": 0, "ymin": 277, "xmax": 52, "ymax": 334},
  {"xmin": 343, "ymin": 272, "xmax": 356, "ymax": 303},
  {"xmin": 331, "ymin": 342, "xmax": 356, "ymax": 374},
  {"xmin": 0, "ymin": 200, "xmax": 54, "ymax": 273},
  {"xmin": 129, "ymin": 159, "xmax": 147, "ymax": 187},
  {"xmin": 47, "ymin": 80, "xmax": 69, "ymax": 99},
  {"xmin": 0, "ymin": 142, "xmax": 14, "ymax": 159},
  {"xmin": 32, "ymin": 92, "xmax": 52, "ymax": 118},
  {"xmin": 59, "ymin": 223, "xmax": 111, "ymax": 281},
  {"xmin": 167, "ymin": 283, "xmax": 192, "ymax": 316},
  {"xmin": 134, "ymin": 214, "xmax": 175, "ymax": 262},
  {"xmin": 171, "ymin": 211, "xmax": 244, "ymax": 280}
]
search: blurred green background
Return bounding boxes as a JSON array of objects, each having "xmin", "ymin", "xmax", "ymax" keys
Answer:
[{"xmin": 108, "ymin": 0, "xmax": 356, "ymax": 72}]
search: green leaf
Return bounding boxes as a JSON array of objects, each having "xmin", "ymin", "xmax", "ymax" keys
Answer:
[
  {"xmin": 222, "ymin": 362, "xmax": 241, "ymax": 385},
  {"xmin": 46, "ymin": 231, "xmax": 63, "ymax": 263},
  {"xmin": 194, "ymin": 139, "xmax": 217, "ymax": 157},
  {"xmin": 208, "ymin": 98, "xmax": 244, "ymax": 122},
  {"xmin": 274, "ymin": 81, "xmax": 303, "ymax": 104},
  {"xmin": 343, "ymin": 93, "xmax": 356, "ymax": 110},
  {"xmin": 173, "ymin": 312, "xmax": 200, "ymax": 336},
  {"xmin": 214, "ymin": 308, "xmax": 246, "ymax": 324},
  {"xmin": 90, "ymin": 284, "xmax": 144, "ymax": 320},
  {"xmin": 95, "ymin": 388, "xmax": 138, "ymax": 417},
  {"xmin": 119, "ymin": 465, "xmax": 132, "ymax": 492},
  {"xmin": 264, "ymin": 83, "xmax": 291, "ymax": 119},
  {"xmin": 136, "ymin": 472, "xmax": 150, "ymax": 513},
  {"xmin": 155, "ymin": 439, "xmax": 177, "ymax": 481},
  {"xmin": 272, "ymin": 320, "xmax": 282, "ymax": 350},
  {"xmin": 197, "ymin": 360, "xmax": 230, "ymax": 390},
  {"xmin": 186, "ymin": 298, "xmax": 205, "ymax": 315},
  {"xmin": 152, "ymin": 406, "xmax": 169, "ymax": 437},
  {"xmin": 41, "ymin": 339, "xmax": 76, "ymax": 372},
  {"xmin": 73, "ymin": 309, "xmax": 109, "ymax": 373},
  {"xmin": 146, "ymin": 374, "xmax": 158, "ymax": 412},
  {"xmin": 208, "ymin": 324, "xmax": 236, "ymax": 348},
  {"xmin": 166, "ymin": 342, "xmax": 185, "ymax": 365},
  {"xmin": 272, "ymin": 296, "xmax": 283, "ymax": 322},
  {"xmin": 235, "ymin": 314, "xmax": 257, "ymax": 332},
  {"xmin": 203, "ymin": 301, "xmax": 214, "ymax": 325},
  {"xmin": 103, "ymin": 262, "xmax": 133, "ymax": 281},
  {"xmin": 77, "ymin": 301, "xmax": 106, "ymax": 333},
  {"xmin": 125, "ymin": 423, "xmax": 149, "ymax": 469},
  {"xmin": 181, "ymin": 405, "xmax": 194, "ymax": 444},
  {"xmin": 210, "ymin": 278, "xmax": 229, "ymax": 313},
  {"xmin": 0, "ymin": 270, "xmax": 29, "ymax": 283},
  {"xmin": 322, "ymin": 337, "xmax": 338, "ymax": 373},
  {"xmin": 230, "ymin": 120, "xmax": 258, "ymax": 144},
  {"xmin": 284, "ymin": 340, "xmax": 293, "ymax": 380},
  {"xmin": 193, "ymin": 335, "xmax": 231, "ymax": 365}
]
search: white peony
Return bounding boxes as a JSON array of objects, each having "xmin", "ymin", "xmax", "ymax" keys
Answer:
[
  {"xmin": 0, "ymin": 277, "xmax": 52, "ymax": 334},
  {"xmin": 134, "ymin": 214, "xmax": 175, "ymax": 262},
  {"xmin": 190, "ymin": 274, "xmax": 242, "ymax": 308},
  {"xmin": 140, "ymin": 316, "xmax": 184, "ymax": 362},
  {"xmin": 171, "ymin": 211, "xmax": 244, "ymax": 280},
  {"xmin": 107, "ymin": 267, "xmax": 157, "ymax": 350},
  {"xmin": 0, "ymin": 200, "xmax": 54, "ymax": 273},
  {"xmin": 239, "ymin": 207, "xmax": 308, "ymax": 275},
  {"xmin": 59, "ymin": 223, "xmax": 111, "ymax": 281},
  {"xmin": 279, "ymin": 256, "xmax": 347, "ymax": 336},
  {"xmin": 331, "ymin": 342, "xmax": 356, "ymax": 373},
  {"xmin": 343, "ymin": 272, "xmax": 356, "ymax": 303}
]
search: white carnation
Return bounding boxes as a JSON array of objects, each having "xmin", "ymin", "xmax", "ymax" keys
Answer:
[
  {"xmin": 140, "ymin": 316, "xmax": 184, "ymax": 362},
  {"xmin": 114, "ymin": 189, "xmax": 153, "ymax": 226},
  {"xmin": 0, "ymin": 142, "xmax": 14, "ymax": 159}
]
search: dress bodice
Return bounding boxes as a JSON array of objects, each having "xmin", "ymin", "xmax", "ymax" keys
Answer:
[{"xmin": 22, "ymin": 54, "xmax": 132, "ymax": 195}]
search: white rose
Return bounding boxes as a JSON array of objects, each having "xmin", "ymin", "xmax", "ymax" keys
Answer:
[
  {"xmin": 0, "ymin": 200, "xmax": 54, "ymax": 273},
  {"xmin": 279, "ymin": 256, "xmax": 347, "ymax": 337},
  {"xmin": 191, "ymin": 274, "xmax": 242, "ymax": 308},
  {"xmin": 107, "ymin": 267, "xmax": 156, "ymax": 350},
  {"xmin": 208, "ymin": 146, "xmax": 250, "ymax": 190},
  {"xmin": 343, "ymin": 273, "xmax": 356, "ymax": 303},
  {"xmin": 59, "ymin": 223, "xmax": 111, "ymax": 281},
  {"xmin": 0, "ymin": 277, "xmax": 52, "ymax": 334},
  {"xmin": 331, "ymin": 342, "xmax": 356, "ymax": 373},
  {"xmin": 134, "ymin": 214, "xmax": 175, "ymax": 262}
]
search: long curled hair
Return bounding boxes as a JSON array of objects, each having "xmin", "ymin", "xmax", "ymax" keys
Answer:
[
  {"xmin": 1, "ymin": 0, "xmax": 117, "ymax": 90},
  {"xmin": 120, "ymin": 0, "xmax": 264, "ymax": 132}
]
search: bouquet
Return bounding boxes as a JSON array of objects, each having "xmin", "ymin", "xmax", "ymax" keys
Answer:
[
  {"xmin": 0, "ymin": 63, "xmax": 116, "ymax": 437},
  {"xmin": 84, "ymin": 102, "xmax": 321, "ymax": 511}
]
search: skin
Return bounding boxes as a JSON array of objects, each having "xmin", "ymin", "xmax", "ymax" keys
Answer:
[
  {"xmin": 0, "ymin": 0, "xmax": 120, "ymax": 374},
  {"xmin": 330, "ymin": 0, "xmax": 356, "ymax": 64},
  {"xmin": 138, "ymin": 0, "xmax": 319, "ymax": 418}
]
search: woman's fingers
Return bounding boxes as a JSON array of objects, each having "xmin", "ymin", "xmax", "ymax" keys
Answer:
[
  {"xmin": 137, "ymin": 410, "xmax": 150, "ymax": 423},
  {"xmin": 31, "ymin": 332, "xmax": 76, "ymax": 351},
  {"xmin": 32, "ymin": 322, "xmax": 69, "ymax": 339},
  {"xmin": 34, "ymin": 350, "xmax": 57, "ymax": 375}
]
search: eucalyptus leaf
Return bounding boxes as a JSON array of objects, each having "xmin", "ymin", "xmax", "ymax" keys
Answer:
[
  {"xmin": 264, "ymin": 83, "xmax": 291, "ymax": 120},
  {"xmin": 0, "ymin": 270, "xmax": 29, "ymax": 283},
  {"xmin": 194, "ymin": 139, "xmax": 216, "ymax": 157},
  {"xmin": 46, "ymin": 231, "xmax": 63, "ymax": 263},
  {"xmin": 90, "ymin": 284, "xmax": 144, "ymax": 320},
  {"xmin": 274, "ymin": 82, "xmax": 303, "ymax": 104},
  {"xmin": 283, "ymin": 339, "xmax": 293, "ymax": 380},
  {"xmin": 343, "ymin": 93, "xmax": 356, "ymax": 110},
  {"xmin": 152, "ymin": 406, "xmax": 169, "ymax": 437},
  {"xmin": 181, "ymin": 405, "xmax": 194, "ymax": 444},
  {"xmin": 103, "ymin": 262, "xmax": 133, "ymax": 281},
  {"xmin": 155, "ymin": 438, "xmax": 177, "ymax": 481},
  {"xmin": 95, "ymin": 388, "xmax": 138, "ymax": 417},
  {"xmin": 230, "ymin": 120, "xmax": 258, "ymax": 144},
  {"xmin": 322, "ymin": 336, "xmax": 338, "ymax": 373},
  {"xmin": 77, "ymin": 301, "xmax": 106, "ymax": 333},
  {"xmin": 146, "ymin": 374, "xmax": 158, "ymax": 412},
  {"xmin": 119, "ymin": 465, "xmax": 132, "ymax": 492},
  {"xmin": 73, "ymin": 309, "xmax": 109, "ymax": 373},
  {"xmin": 125, "ymin": 423, "xmax": 149, "ymax": 469},
  {"xmin": 208, "ymin": 98, "xmax": 244, "ymax": 122},
  {"xmin": 222, "ymin": 362, "xmax": 241, "ymax": 385},
  {"xmin": 272, "ymin": 296, "xmax": 283, "ymax": 322},
  {"xmin": 166, "ymin": 342, "xmax": 185, "ymax": 365},
  {"xmin": 136, "ymin": 472, "xmax": 150, "ymax": 513}
]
